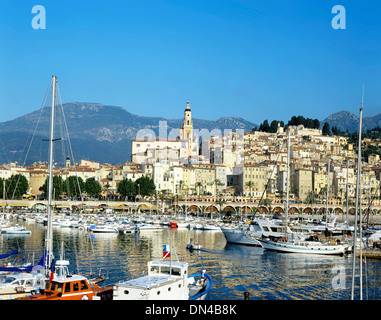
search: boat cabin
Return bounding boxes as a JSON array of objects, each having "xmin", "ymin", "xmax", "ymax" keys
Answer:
[
  {"xmin": 20, "ymin": 260, "xmax": 112, "ymax": 300},
  {"xmin": 113, "ymin": 260, "xmax": 189, "ymax": 300}
]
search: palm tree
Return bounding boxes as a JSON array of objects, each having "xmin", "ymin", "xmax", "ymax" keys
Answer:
[
  {"xmin": 245, "ymin": 181, "xmax": 255, "ymax": 202},
  {"xmin": 177, "ymin": 180, "xmax": 184, "ymax": 195},
  {"xmin": 103, "ymin": 182, "xmax": 111, "ymax": 200},
  {"xmin": 215, "ymin": 198, "xmax": 226, "ymax": 219},
  {"xmin": 211, "ymin": 178, "xmax": 222, "ymax": 200},
  {"xmin": 158, "ymin": 190, "xmax": 167, "ymax": 214},
  {"xmin": 195, "ymin": 182, "xmax": 202, "ymax": 196}
]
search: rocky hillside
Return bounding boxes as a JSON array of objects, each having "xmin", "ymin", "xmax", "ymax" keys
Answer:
[{"xmin": 322, "ymin": 110, "xmax": 381, "ymax": 133}]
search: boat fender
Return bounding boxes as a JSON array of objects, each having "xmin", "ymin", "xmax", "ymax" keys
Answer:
[{"xmin": 81, "ymin": 294, "xmax": 89, "ymax": 300}]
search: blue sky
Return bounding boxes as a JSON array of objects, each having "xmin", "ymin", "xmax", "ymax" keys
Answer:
[{"xmin": 0, "ymin": 0, "xmax": 380, "ymax": 125}]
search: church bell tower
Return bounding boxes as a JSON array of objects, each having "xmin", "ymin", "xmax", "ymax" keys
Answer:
[{"xmin": 179, "ymin": 101, "xmax": 193, "ymax": 158}]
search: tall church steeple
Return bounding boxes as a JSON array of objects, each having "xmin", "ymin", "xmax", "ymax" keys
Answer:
[
  {"xmin": 180, "ymin": 101, "xmax": 193, "ymax": 158},
  {"xmin": 183, "ymin": 101, "xmax": 192, "ymax": 133}
]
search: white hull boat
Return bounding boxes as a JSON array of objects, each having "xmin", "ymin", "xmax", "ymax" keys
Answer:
[
  {"xmin": 221, "ymin": 225, "xmax": 260, "ymax": 246},
  {"xmin": 113, "ymin": 260, "xmax": 212, "ymax": 300},
  {"xmin": 138, "ymin": 224, "xmax": 163, "ymax": 232},
  {"xmin": 89, "ymin": 225, "xmax": 119, "ymax": 233},
  {"xmin": 1, "ymin": 225, "xmax": 31, "ymax": 235},
  {"xmin": 256, "ymin": 238, "xmax": 348, "ymax": 255}
]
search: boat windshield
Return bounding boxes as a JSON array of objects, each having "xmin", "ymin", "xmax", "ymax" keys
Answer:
[
  {"xmin": 0, "ymin": 275, "xmax": 18, "ymax": 285},
  {"xmin": 45, "ymin": 281, "xmax": 64, "ymax": 293},
  {"xmin": 150, "ymin": 265, "xmax": 182, "ymax": 276}
]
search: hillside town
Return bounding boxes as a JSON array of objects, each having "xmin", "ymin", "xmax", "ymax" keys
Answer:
[{"xmin": 1, "ymin": 102, "xmax": 380, "ymax": 208}]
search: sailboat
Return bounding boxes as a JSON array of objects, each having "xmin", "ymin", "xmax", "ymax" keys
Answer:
[
  {"xmin": 20, "ymin": 76, "xmax": 112, "ymax": 300},
  {"xmin": 255, "ymin": 131, "xmax": 349, "ymax": 255},
  {"xmin": 0, "ymin": 251, "xmax": 46, "ymax": 300}
]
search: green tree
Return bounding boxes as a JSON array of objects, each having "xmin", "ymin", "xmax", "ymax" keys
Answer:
[
  {"xmin": 322, "ymin": 122, "xmax": 331, "ymax": 136},
  {"xmin": 259, "ymin": 120, "xmax": 270, "ymax": 132},
  {"xmin": 117, "ymin": 178, "xmax": 135, "ymax": 200},
  {"xmin": 270, "ymin": 120, "xmax": 279, "ymax": 133},
  {"xmin": 135, "ymin": 176, "xmax": 156, "ymax": 197},
  {"xmin": 195, "ymin": 182, "xmax": 203, "ymax": 196},
  {"xmin": 63, "ymin": 176, "xmax": 85, "ymax": 199},
  {"xmin": 40, "ymin": 175, "xmax": 64, "ymax": 200},
  {"xmin": 245, "ymin": 181, "xmax": 255, "ymax": 200},
  {"xmin": 313, "ymin": 119, "xmax": 320, "ymax": 129},
  {"xmin": 5, "ymin": 174, "xmax": 29, "ymax": 199},
  {"xmin": 84, "ymin": 178, "xmax": 102, "ymax": 199}
]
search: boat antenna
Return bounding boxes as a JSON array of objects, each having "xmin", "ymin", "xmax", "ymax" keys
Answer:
[{"xmin": 166, "ymin": 228, "xmax": 179, "ymax": 262}]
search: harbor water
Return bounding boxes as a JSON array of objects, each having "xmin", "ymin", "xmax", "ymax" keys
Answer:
[{"xmin": 1, "ymin": 220, "xmax": 380, "ymax": 300}]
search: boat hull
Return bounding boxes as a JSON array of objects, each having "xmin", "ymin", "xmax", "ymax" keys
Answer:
[
  {"xmin": 256, "ymin": 238, "xmax": 347, "ymax": 255},
  {"xmin": 221, "ymin": 228, "xmax": 261, "ymax": 246}
]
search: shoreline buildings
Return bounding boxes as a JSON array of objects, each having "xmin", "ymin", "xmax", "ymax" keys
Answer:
[{"xmin": 0, "ymin": 102, "xmax": 380, "ymax": 206}]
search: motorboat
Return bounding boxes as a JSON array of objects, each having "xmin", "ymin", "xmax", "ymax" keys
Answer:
[
  {"xmin": 20, "ymin": 259, "xmax": 113, "ymax": 300},
  {"xmin": 138, "ymin": 224, "xmax": 164, "ymax": 232},
  {"xmin": 186, "ymin": 239, "xmax": 202, "ymax": 250},
  {"xmin": 112, "ymin": 259, "xmax": 212, "ymax": 300},
  {"xmin": 1, "ymin": 225, "xmax": 31, "ymax": 235},
  {"xmin": 89, "ymin": 224, "xmax": 119, "ymax": 233}
]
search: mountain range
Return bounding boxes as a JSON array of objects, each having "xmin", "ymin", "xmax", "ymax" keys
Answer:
[
  {"xmin": 321, "ymin": 110, "xmax": 381, "ymax": 133},
  {"xmin": 0, "ymin": 102, "xmax": 379, "ymax": 166},
  {"xmin": 0, "ymin": 102, "xmax": 258, "ymax": 165}
]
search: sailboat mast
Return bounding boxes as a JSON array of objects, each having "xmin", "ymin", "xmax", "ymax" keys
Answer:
[
  {"xmin": 285, "ymin": 130, "xmax": 290, "ymax": 237},
  {"xmin": 351, "ymin": 96, "xmax": 363, "ymax": 300},
  {"xmin": 326, "ymin": 159, "xmax": 330, "ymax": 224},
  {"xmin": 45, "ymin": 75, "xmax": 57, "ymax": 273},
  {"xmin": 346, "ymin": 158, "xmax": 349, "ymax": 224}
]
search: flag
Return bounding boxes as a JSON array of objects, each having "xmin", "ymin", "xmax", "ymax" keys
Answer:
[
  {"xmin": 163, "ymin": 245, "xmax": 170, "ymax": 258},
  {"xmin": 49, "ymin": 259, "xmax": 55, "ymax": 282},
  {"xmin": 363, "ymin": 257, "xmax": 366, "ymax": 266}
]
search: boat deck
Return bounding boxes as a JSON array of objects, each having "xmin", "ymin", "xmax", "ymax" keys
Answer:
[{"xmin": 117, "ymin": 275, "xmax": 181, "ymax": 290}]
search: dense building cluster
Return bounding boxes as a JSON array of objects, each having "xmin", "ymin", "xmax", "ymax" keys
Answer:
[{"xmin": 1, "ymin": 102, "xmax": 380, "ymax": 205}]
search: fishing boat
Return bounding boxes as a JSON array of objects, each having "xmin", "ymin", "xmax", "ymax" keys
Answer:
[
  {"xmin": 20, "ymin": 258, "xmax": 113, "ymax": 300},
  {"xmin": 114, "ymin": 233, "xmax": 212, "ymax": 300},
  {"xmin": 112, "ymin": 260, "xmax": 212, "ymax": 300}
]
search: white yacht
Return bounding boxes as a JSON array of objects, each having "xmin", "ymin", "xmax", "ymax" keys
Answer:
[{"xmin": 221, "ymin": 217, "xmax": 309, "ymax": 246}]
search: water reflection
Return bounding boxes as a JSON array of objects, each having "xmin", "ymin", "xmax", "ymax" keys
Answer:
[{"xmin": 1, "ymin": 222, "xmax": 380, "ymax": 300}]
